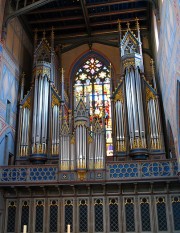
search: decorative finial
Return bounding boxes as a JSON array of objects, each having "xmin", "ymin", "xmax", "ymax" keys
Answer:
[
  {"xmin": 61, "ymin": 68, "xmax": 65, "ymax": 101},
  {"xmin": 126, "ymin": 22, "xmax": 130, "ymax": 30},
  {"xmin": 117, "ymin": 19, "xmax": 122, "ymax": 43},
  {"xmin": 109, "ymin": 63, "xmax": 112, "ymax": 78},
  {"xmin": 61, "ymin": 68, "xmax": 64, "ymax": 81},
  {"xmin": 34, "ymin": 28, "xmax": 38, "ymax": 47},
  {"xmin": 20, "ymin": 72, "xmax": 25, "ymax": 100},
  {"xmin": 150, "ymin": 59, "xmax": 155, "ymax": 75},
  {"xmin": 43, "ymin": 30, "xmax": 46, "ymax": 39},
  {"xmin": 117, "ymin": 19, "xmax": 121, "ymax": 31},
  {"xmin": 51, "ymin": 26, "xmax": 54, "ymax": 49},
  {"xmin": 135, "ymin": 17, "xmax": 139, "ymax": 29},
  {"xmin": 89, "ymin": 42, "xmax": 92, "ymax": 51},
  {"xmin": 150, "ymin": 59, "xmax": 157, "ymax": 90},
  {"xmin": 51, "ymin": 26, "xmax": 54, "ymax": 39}
]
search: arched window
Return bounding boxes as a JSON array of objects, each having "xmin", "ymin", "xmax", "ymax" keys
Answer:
[{"xmin": 74, "ymin": 56, "xmax": 113, "ymax": 156}]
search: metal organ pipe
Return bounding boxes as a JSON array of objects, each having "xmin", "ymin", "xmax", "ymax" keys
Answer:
[
  {"xmin": 130, "ymin": 68, "xmax": 139, "ymax": 134},
  {"xmin": 36, "ymin": 76, "xmax": 43, "ymax": 141},
  {"xmin": 135, "ymin": 68, "xmax": 146, "ymax": 146},
  {"xmin": 147, "ymin": 101, "xmax": 153, "ymax": 140},
  {"xmin": 125, "ymin": 70, "xmax": 135, "ymax": 147},
  {"xmin": 135, "ymin": 69, "xmax": 142, "ymax": 133},
  {"xmin": 84, "ymin": 127, "xmax": 86, "ymax": 168},
  {"xmin": 32, "ymin": 78, "xmax": 38, "ymax": 144},
  {"xmin": 115, "ymin": 102, "xmax": 120, "ymax": 140},
  {"xmin": 20, "ymin": 107, "xmax": 30, "ymax": 156},
  {"xmin": 155, "ymin": 99, "xmax": 162, "ymax": 144},
  {"xmin": 152, "ymin": 99, "xmax": 158, "ymax": 138},
  {"xmin": 43, "ymin": 78, "xmax": 49, "ymax": 142}
]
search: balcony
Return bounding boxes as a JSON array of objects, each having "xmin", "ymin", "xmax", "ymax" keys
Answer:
[{"xmin": 0, "ymin": 159, "xmax": 178, "ymax": 186}]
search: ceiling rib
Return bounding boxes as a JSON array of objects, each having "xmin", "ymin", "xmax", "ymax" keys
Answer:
[
  {"xmin": 89, "ymin": 8, "xmax": 147, "ymax": 18},
  {"xmin": 27, "ymin": 6, "xmax": 81, "ymax": 14},
  {"xmin": 5, "ymin": 0, "xmax": 56, "ymax": 26},
  {"xmin": 33, "ymin": 17, "xmax": 147, "ymax": 32},
  {"xmin": 80, "ymin": 0, "xmax": 91, "ymax": 36},
  {"xmin": 29, "ymin": 16, "xmax": 84, "ymax": 24},
  {"xmin": 29, "ymin": 7, "xmax": 147, "ymax": 24}
]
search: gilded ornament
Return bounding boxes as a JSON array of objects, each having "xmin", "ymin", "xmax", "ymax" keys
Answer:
[
  {"xmin": 52, "ymin": 94, "xmax": 60, "ymax": 107},
  {"xmin": 132, "ymin": 138, "xmax": 146, "ymax": 149},
  {"xmin": 32, "ymin": 143, "xmax": 46, "ymax": 154},
  {"xmin": 146, "ymin": 87, "xmax": 156, "ymax": 102},
  {"xmin": 23, "ymin": 97, "xmax": 31, "ymax": 109},
  {"xmin": 71, "ymin": 136, "xmax": 75, "ymax": 144},
  {"xmin": 115, "ymin": 89, "xmax": 124, "ymax": 103},
  {"xmin": 88, "ymin": 135, "xmax": 93, "ymax": 143},
  {"xmin": 116, "ymin": 141, "xmax": 126, "ymax": 152},
  {"xmin": 77, "ymin": 171, "xmax": 86, "ymax": 181}
]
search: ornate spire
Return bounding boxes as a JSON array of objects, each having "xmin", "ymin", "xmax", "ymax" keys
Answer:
[
  {"xmin": 43, "ymin": 30, "xmax": 46, "ymax": 40},
  {"xmin": 34, "ymin": 28, "xmax": 38, "ymax": 47},
  {"xmin": 61, "ymin": 68, "xmax": 64, "ymax": 102},
  {"xmin": 117, "ymin": 19, "xmax": 122, "ymax": 43},
  {"xmin": 135, "ymin": 17, "xmax": 141, "ymax": 43},
  {"xmin": 51, "ymin": 26, "xmax": 54, "ymax": 49},
  {"xmin": 150, "ymin": 59, "xmax": 157, "ymax": 90},
  {"xmin": 20, "ymin": 72, "xmax": 25, "ymax": 101},
  {"xmin": 126, "ymin": 22, "xmax": 130, "ymax": 31}
]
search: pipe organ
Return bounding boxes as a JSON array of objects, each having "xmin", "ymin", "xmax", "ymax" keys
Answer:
[
  {"xmin": 112, "ymin": 19, "xmax": 164, "ymax": 159},
  {"xmin": 17, "ymin": 22, "xmax": 165, "ymax": 167}
]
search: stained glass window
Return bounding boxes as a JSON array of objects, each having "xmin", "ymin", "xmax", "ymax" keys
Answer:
[
  {"xmin": 35, "ymin": 201, "xmax": 44, "ymax": 232},
  {"xmin": 109, "ymin": 198, "xmax": 119, "ymax": 232},
  {"xmin": 156, "ymin": 197, "xmax": 167, "ymax": 231},
  {"xmin": 74, "ymin": 57, "xmax": 113, "ymax": 156},
  {"xmin": 21, "ymin": 201, "xmax": 29, "ymax": 232},
  {"xmin": 7, "ymin": 201, "xmax": 16, "ymax": 232},
  {"xmin": 79, "ymin": 199, "xmax": 88, "ymax": 232},
  {"xmin": 65, "ymin": 200, "xmax": 73, "ymax": 232},
  {"xmin": 172, "ymin": 196, "xmax": 180, "ymax": 231},
  {"xmin": 125, "ymin": 198, "xmax": 135, "ymax": 232},
  {"xmin": 140, "ymin": 198, "xmax": 151, "ymax": 231},
  {"xmin": 49, "ymin": 200, "xmax": 58, "ymax": 232},
  {"xmin": 94, "ymin": 198, "xmax": 104, "ymax": 232}
]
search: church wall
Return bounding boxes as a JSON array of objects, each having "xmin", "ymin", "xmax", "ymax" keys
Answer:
[
  {"xmin": 0, "ymin": 15, "xmax": 33, "ymax": 165},
  {"xmin": 153, "ymin": 0, "xmax": 180, "ymax": 165},
  {"xmin": 0, "ymin": 0, "xmax": 6, "ymax": 40}
]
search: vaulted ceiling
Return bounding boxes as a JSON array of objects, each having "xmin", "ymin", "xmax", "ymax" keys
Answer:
[{"xmin": 6, "ymin": 0, "xmax": 156, "ymax": 51}]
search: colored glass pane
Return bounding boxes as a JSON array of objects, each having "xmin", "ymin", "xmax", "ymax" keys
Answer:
[{"xmin": 74, "ymin": 57, "xmax": 112, "ymax": 156}]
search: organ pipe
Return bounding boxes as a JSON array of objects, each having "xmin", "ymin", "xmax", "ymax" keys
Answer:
[{"xmin": 19, "ymin": 107, "xmax": 30, "ymax": 156}]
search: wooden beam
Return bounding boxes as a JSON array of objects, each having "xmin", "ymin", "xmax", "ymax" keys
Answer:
[
  {"xmin": 33, "ymin": 17, "xmax": 146, "ymax": 32},
  {"xmin": 28, "ymin": 6, "xmax": 81, "ymax": 14},
  {"xmin": 4, "ymin": 0, "xmax": 56, "ymax": 26},
  {"xmin": 33, "ymin": 24, "xmax": 86, "ymax": 32},
  {"xmin": 86, "ymin": 0, "xmax": 156, "ymax": 8},
  {"xmin": 89, "ymin": 7, "xmax": 147, "ymax": 18},
  {"xmin": 29, "ymin": 15, "xmax": 84, "ymax": 24},
  {"xmin": 55, "ymin": 26, "xmax": 148, "ymax": 41},
  {"xmin": 29, "ymin": 7, "xmax": 147, "ymax": 24},
  {"xmin": 87, "ymin": 0, "xmax": 143, "ymax": 8},
  {"xmin": 90, "ymin": 17, "xmax": 147, "ymax": 27},
  {"xmin": 80, "ymin": 0, "xmax": 91, "ymax": 36}
]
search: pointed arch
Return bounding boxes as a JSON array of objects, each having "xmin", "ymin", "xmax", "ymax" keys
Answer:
[{"xmin": 71, "ymin": 51, "xmax": 113, "ymax": 156}]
